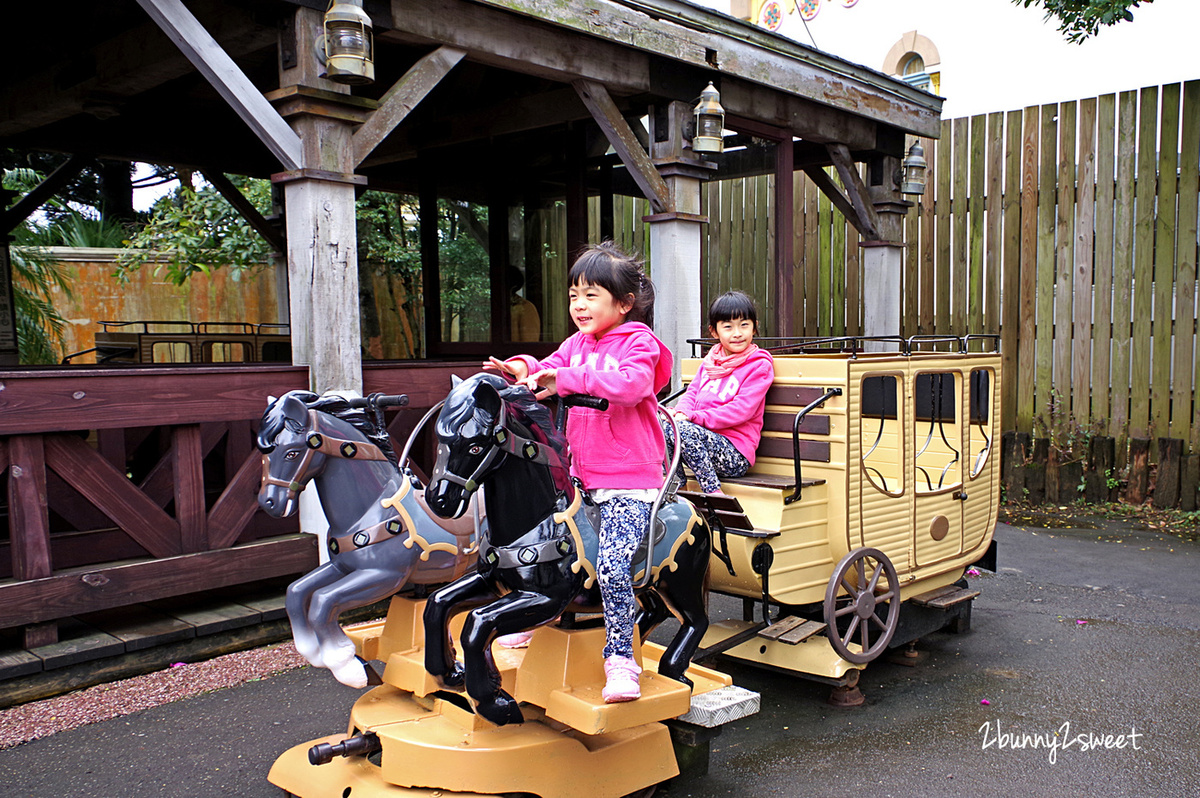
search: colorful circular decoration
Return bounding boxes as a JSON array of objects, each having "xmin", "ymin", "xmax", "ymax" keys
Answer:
[
  {"xmin": 758, "ymin": 0, "xmax": 784, "ymax": 31},
  {"xmin": 840, "ymin": 0, "xmax": 859, "ymax": 7},
  {"xmin": 799, "ymin": 0, "xmax": 820, "ymax": 22}
]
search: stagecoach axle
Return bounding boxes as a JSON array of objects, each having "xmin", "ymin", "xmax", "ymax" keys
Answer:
[{"xmin": 308, "ymin": 732, "xmax": 381, "ymax": 766}]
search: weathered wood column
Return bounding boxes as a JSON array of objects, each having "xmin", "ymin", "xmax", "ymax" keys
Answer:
[
  {"xmin": 649, "ymin": 102, "xmax": 717, "ymax": 384},
  {"xmin": 861, "ymin": 155, "xmax": 909, "ymax": 343},
  {"xmin": 270, "ymin": 7, "xmax": 372, "ymax": 395}
]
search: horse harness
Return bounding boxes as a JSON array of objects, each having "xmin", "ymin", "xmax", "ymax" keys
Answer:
[
  {"xmin": 430, "ymin": 400, "xmax": 566, "ymax": 493},
  {"xmin": 260, "ymin": 409, "xmax": 392, "ymax": 508}
]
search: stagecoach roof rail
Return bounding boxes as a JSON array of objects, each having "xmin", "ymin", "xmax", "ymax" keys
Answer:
[
  {"xmin": 686, "ymin": 335, "xmax": 1002, "ymax": 359},
  {"xmin": 98, "ymin": 319, "xmax": 200, "ymax": 333}
]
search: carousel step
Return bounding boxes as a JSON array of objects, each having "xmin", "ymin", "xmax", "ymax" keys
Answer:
[
  {"xmin": 758, "ymin": 616, "xmax": 826, "ymax": 645},
  {"xmin": 911, "ymin": 585, "xmax": 981, "ymax": 609},
  {"xmin": 675, "ymin": 684, "xmax": 760, "ymax": 728}
]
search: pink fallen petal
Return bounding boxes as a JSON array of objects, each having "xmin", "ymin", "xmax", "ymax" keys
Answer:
[
  {"xmin": 966, "ymin": 568, "xmax": 981, "ymax": 577},
  {"xmin": 170, "ymin": 662, "xmax": 187, "ymax": 668},
  {"xmin": 980, "ymin": 699, "xmax": 991, "ymax": 706},
  {"xmin": 1076, "ymin": 620, "xmax": 1088, "ymax": 625}
]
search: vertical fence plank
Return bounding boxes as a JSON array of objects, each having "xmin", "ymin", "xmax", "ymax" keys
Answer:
[
  {"xmin": 1054, "ymin": 101, "xmax": 1077, "ymax": 423},
  {"xmin": 760, "ymin": 173, "xmax": 775, "ymax": 332},
  {"xmin": 792, "ymin": 171, "xmax": 805, "ymax": 335},
  {"xmin": 1112, "ymin": 90, "xmax": 1138, "ymax": 455},
  {"xmin": 936, "ymin": 118, "xmax": 953, "ymax": 335},
  {"xmin": 1130, "ymin": 85, "xmax": 1158, "ymax": 440},
  {"xmin": 1155, "ymin": 83, "xmax": 1181, "ymax": 442},
  {"xmin": 985, "ymin": 112, "xmax": 1004, "ymax": 337},
  {"xmin": 831, "ymin": 193, "xmax": 846, "ymax": 335},
  {"xmin": 953, "ymin": 118, "xmax": 970, "ymax": 334},
  {"xmin": 1073, "ymin": 98, "xmax": 1096, "ymax": 426},
  {"xmin": 919, "ymin": 136, "xmax": 937, "ymax": 336},
  {"xmin": 1002, "ymin": 109, "xmax": 1023, "ymax": 431},
  {"xmin": 1093, "ymin": 93, "xmax": 1117, "ymax": 436},
  {"xmin": 1018, "ymin": 106, "xmax": 1040, "ymax": 432},
  {"xmin": 903, "ymin": 143, "xmax": 919, "ymax": 337},
  {"xmin": 847, "ymin": 207, "xmax": 861, "ymax": 337},
  {"xmin": 1036, "ymin": 103, "xmax": 1058, "ymax": 425},
  {"xmin": 969, "ymin": 114, "xmax": 987, "ymax": 334},
  {"xmin": 804, "ymin": 177, "xmax": 820, "ymax": 335},
  {"xmin": 817, "ymin": 181, "xmax": 832, "ymax": 336},
  {"xmin": 1182, "ymin": 81, "xmax": 1200, "ymax": 452}
]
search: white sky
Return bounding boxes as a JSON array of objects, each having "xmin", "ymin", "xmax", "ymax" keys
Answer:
[{"xmin": 694, "ymin": 0, "xmax": 1200, "ymax": 119}]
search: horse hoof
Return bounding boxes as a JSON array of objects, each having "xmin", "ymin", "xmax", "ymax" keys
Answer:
[
  {"xmin": 439, "ymin": 664, "xmax": 466, "ymax": 688},
  {"xmin": 330, "ymin": 659, "xmax": 368, "ymax": 689},
  {"xmin": 476, "ymin": 693, "xmax": 524, "ymax": 726}
]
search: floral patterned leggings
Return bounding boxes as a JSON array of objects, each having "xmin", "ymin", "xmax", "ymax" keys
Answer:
[
  {"xmin": 596, "ymin": 496, "xmax": 651, "ymax": 659},
  {"xmin": 660, "ymin": 416, "xmax": 750, "ymax": 494}
]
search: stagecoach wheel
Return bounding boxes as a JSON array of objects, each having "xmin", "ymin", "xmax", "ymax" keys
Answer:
[{"xmin": 823, "ymin": 547, "xmax": 900, "ymax": 664}]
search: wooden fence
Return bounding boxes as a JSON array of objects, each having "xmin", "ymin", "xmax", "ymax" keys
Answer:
[{"xmin": 614, "ymin": 79, "xmax": 1200, "ymax": 474}]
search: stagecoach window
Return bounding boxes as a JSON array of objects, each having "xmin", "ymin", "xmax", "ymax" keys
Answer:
[
  {"xmin": 969, "ymin": 369, "xmax": 994, "ymax": 478},
  {"xmin": 860, "ymin": 374, "xmax": 903, "ymax": 495},
  {"xmin": 914, "ymin": 372, "xmax": 961, "ymax": 493}
]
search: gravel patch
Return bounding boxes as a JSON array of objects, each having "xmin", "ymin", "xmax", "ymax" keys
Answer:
[{"xmin": 0, "ymin": 642, "xmax": 308, "ymax": 750}]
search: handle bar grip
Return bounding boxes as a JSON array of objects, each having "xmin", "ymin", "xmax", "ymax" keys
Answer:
[
  {"xmin": 561, "ymin": 394, "xmax": 609, "ymax": 411},
  {"xmin": 347, "ymin": 393, "xmax": 410, "ymax": 409}
]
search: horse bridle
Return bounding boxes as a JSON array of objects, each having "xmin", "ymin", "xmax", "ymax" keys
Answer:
[
  {"xmin": 260, "ymin": 409, "xmax": 393, "ymax": 508},
  {"xmin": 431, "ymin": 400, "xmax": 567, "ymax": 494}
]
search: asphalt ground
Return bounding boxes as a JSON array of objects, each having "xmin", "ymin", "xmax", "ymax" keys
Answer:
[{"xmin": 1, "ymin": 517, "xmax": 1197, "ymax": 798}]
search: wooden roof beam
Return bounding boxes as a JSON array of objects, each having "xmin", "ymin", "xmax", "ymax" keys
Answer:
[
  {"xmin": 573, "ymin": 80, "xmax": 671, "ymax": 214},
  {"xmin": 135, "ymin": 0, "xmax": 304, "ymax": 171},
  {"xmin": 825, "ymin": 142, "xmax": 881, "ymax": 240},
  {"xmin": 199, "ymin": 169, "xmax": 286, "ymax": 255},
  {"xmin": 1, "ymin": 154, "xmax": 90, "ymax": 235},
  {"xmin": 352, "ymin": 46, "xmax": 466, "ymax": 168}
]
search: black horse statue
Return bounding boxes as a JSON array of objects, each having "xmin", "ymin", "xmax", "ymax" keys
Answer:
[
  {"xmin": 421, "ymin": 373, "xmax": 711, "ymax": 726},
  {"xmin": 257, "ymin": 390, "xmax": 481, "ymax": 688}
]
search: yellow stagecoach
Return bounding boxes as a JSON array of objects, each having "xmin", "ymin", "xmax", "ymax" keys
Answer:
[{"xmin": 684, "ymin": 335, "xmax": 1000, "ymax": 696}]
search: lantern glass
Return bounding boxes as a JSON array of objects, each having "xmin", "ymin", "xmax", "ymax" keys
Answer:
[
  {"xmin": 900, "ymin": 142, "xmax": 927, "ymax": 196},
  {"xmin": 328, "ymin": 22, "xmax": 370, "ymax": 58}
]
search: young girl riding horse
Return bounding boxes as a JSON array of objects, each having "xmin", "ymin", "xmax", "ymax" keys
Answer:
[{"xmin": 488, "ymin": 241, "xmax": 670, "ymax": 703}]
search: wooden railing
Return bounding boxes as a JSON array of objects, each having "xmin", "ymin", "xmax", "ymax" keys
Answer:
[{"xmin": 0, "ymin": 361, "xmax": 479, "ymax": 651}]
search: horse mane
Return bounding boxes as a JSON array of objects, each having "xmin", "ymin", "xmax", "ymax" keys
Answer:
[
  {"xmin": 258, "ymin": 390, "xmax": 400, "ymax": 468},
  {"xmin": 499, "ymin": 382, "xmax": 565, "ymax": 457}
]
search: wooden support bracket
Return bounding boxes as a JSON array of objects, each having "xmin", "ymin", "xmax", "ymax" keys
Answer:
[
  {"xmin": 819, "ymin": 143, "xmax": 882, "ymax": 240},
  {"xmin": 1, "ymin": 154, "xmax": 90, "ymax": 235},
  {"xmin": 135, "ymin": 0, "xmax": 304, "ymax": 170},
  {"xmin": 201, "ymin": 169, "xmax": 285, "ymax": 254},
  {"xmin": 573, "ymin": 79, "xmax": 671, "ymax": 214},
  {"xmin": 352, "ymin": 46, "xmax": 466, "ymax": 167}
]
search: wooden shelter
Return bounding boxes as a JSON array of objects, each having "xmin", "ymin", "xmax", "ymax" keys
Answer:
[{"xmin": 0, "ymin": 0, "xmax": 941, "ymax": 682}]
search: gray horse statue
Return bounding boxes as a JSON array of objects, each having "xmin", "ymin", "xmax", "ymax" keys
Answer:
[{"xmin": 257, "ymin": 390, "xmax": 482, "ymax": 688}]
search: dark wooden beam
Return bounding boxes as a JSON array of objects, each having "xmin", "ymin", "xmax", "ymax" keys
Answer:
[
  {"xmin": 0, "ymin": 365, "xmax": 308, "ymax": 435},
  {"xmin": 200, "ymin": 170, "xmax": 285, "ymax": 254},
  {"xmin": 1, "ymin": 154, "xmax": 91, "ymax": 235},
  {"xmin": 173, "ymin": 425, "xmax": 208, "ymax": 553},
  {"xmin": 134, "ymin": 0, "xmax": 304, "ymax": 170},
  {"xmin": 207, "ymin": 449, "xmax": 265, "ymax": 549},
  {"xmin": 775, "ymin": 136, "xmax": 794, "ymax": 338},
  {"xmin": 9, "ymin": 436, "xmax": 52, "ymax": 581},
  {"xmin": 573, "ymin": 80, "xmax": 670, "ymax": 214},
  {"xmin": 0, "ymin": 535, "xmax": 317, "ymax": 628},
  {"xmin": 826, "ymin": 142, "xmax": 881, "ymax": 240},
  {"xmin": 352, "ymin": 46, "xmax": 466, "ymax": 167},
  {"xmin": 44, "ymin": 434, "xmax": 181, "ymax": 559}
]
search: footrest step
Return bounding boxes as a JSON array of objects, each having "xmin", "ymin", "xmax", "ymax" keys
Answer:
[
  {"xmin": 675, "ymin": 684, "xmax": 760, "ymax": 728},
  {"xmin": 911, "ymin": 585, "xmax": 981, "ymax": 609},
  {"xmin": 757, "ymin": 616, "xmax": 827, "ymax": 645}
]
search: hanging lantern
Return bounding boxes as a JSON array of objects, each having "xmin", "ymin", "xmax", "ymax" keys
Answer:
[
  {"xmin": 323, "ymin": 0, "xmax": 374, "ymax": 85},
  {"xmin": 692, "ymin": 82, "xmax": 726, "ymax": 154},
  {"xmin": 900, "ymin": 141, "xmax": 928, "ymax": 196}
]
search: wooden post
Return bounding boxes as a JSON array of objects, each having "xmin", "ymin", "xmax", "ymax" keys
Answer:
[
  {"xmin": 1025, "ymin": 438, "xmax": 1048, "ymax": 504},
  {"xmin": 862, "ymin": 154, "xmax": 909, "ymax": 346},
  {"xmin": 1085, "ymin": 435, "xmax": 1115, "ymax": 504},
  {"xmin": 9, "ymin": 435, "xmax": 56, "ymax": 647},
  {"xmin": 1126, "ymin": 438, "xmax": 1151, "ymax": 504},
  {"xmin": 1153, "ymin": 437, "xmax": 1182, "ymax": 508},
  {"xmin": 647, "ymin": 102, "xmax": 716, "ymax": 386}
]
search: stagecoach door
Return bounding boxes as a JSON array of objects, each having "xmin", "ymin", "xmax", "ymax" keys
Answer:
[{"xmin": 912, "ymin": 370, "xmax": 965, "ymax": 567}]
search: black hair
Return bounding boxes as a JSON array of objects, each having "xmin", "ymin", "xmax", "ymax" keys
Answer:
[
  {"xmin": 708, "ymin": 290, "xmax": 759, "ymax": 333},
  {"xmin": 568, "ymin": 241, "xmax": 656, "ymax": 328}
]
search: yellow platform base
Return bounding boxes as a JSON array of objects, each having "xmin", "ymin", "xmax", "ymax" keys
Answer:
[
  {"xmin": 273, "ymin": 596, "xmax": 738, "ymax": 798},
  {"xmin": 700, "ymin": 619, "xmax": 864, "ymax": 682}
]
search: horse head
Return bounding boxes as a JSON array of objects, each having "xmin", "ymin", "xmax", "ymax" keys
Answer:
[
  {"xmin": 425, "ymin": 373, "xmax": 510, "ymax": 519},
  {"xmin": 257, "ymin": 390, "xmax": 323, "ymax": 517}
]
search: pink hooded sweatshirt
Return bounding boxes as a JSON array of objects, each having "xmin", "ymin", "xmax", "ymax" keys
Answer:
[
  {"xmin": 510, "ymin": 322, "xmax": 671, "ymax": 490},
  {"xmin": 675, "ymin": 347, "xmax": 775, "ymax": 465}
]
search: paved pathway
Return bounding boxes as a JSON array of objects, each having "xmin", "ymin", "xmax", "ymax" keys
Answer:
[{"xmin": 2, "ymin": 518, "xmax": 1197, "ymax": 797}]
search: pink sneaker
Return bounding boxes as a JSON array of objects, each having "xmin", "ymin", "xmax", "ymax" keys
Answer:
[
  {"xmin": 496, "ymin": 630, "xmax": 534, "ymax": 649},
  {"xmin": 602, "ymin": 655, "xmax": 642, "ymax": 703}
]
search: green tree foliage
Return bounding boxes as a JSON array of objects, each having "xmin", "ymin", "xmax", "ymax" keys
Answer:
[
  {"xmin": 1015, "ymin": 0, "xmax": 1152, "ymax": 43},
  {"xmin": 116, "ymin": 176, "xmax": 274, "ymax": 285}
]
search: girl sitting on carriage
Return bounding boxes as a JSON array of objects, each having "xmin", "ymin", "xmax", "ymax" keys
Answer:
[
  {"xmin": 663, "ymin": 290, "xmax": 774, "ymax": 496},
  {"xmin": 487, "ymin": 241, "xmax": 670, "ymax": 704}
]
